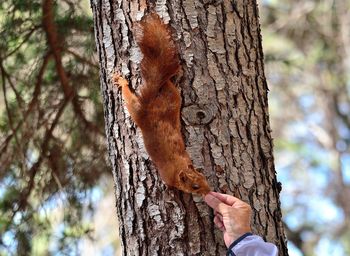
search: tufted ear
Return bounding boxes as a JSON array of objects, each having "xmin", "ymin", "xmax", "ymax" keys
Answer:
[{"xmin": 178, "ymin": 170, "xmax": 188, "ymax": 184}]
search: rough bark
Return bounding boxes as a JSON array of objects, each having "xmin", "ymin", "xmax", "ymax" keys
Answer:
[{"xmin": 91, "ymin": 0, "xmax": 288, "ymax": 255}]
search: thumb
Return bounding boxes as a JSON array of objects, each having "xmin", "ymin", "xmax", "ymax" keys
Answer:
[{"xmin": 205, "ymin": 193, "xmax": 229, "ymax": 214}]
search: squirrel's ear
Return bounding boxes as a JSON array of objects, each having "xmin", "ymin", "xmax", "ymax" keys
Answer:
[{"xmin": 178, "ymin": 171, "xmax": 187, "ymax": 183}]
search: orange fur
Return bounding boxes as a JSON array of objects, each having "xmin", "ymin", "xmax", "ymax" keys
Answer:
[{"xmin": 113, "ymin": 13, "xmax": 210, "ymax": 195}]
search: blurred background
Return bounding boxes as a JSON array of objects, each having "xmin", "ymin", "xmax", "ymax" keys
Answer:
[{"xmin": 0, "ymin": 0, "xmax": 349, "ymax": 255}]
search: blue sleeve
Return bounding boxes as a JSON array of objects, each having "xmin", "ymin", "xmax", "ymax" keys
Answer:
[{"xmin": 227, "ymin": 233, "xmax": 278, "ymax": 256}]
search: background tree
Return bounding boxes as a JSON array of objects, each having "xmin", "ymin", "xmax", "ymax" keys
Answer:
[
  {"xmin": 260, "ymin": 0, "xmax": 350, "ymax": 255},
  {"xmin": 0, "ymin": 0, "xmax": 112, "ymax": 254},
  {"xmin": 91, "ymin": 0, "xmax": 288, "ymax": 255}
]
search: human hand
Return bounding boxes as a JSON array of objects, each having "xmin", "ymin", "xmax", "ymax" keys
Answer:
[{"xmin": 204, "ymin": 191, "xmax": 252, "ymax": 248}]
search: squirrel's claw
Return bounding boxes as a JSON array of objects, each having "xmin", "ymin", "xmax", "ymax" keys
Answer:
[{"xmin": 113, "ymin": 72, "xmax": 128, "ymax": 90}]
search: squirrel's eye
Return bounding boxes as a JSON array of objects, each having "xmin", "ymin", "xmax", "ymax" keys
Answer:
[{"xmin": 192, "ymin": 184, "xmax": 200, "ymax": 190}]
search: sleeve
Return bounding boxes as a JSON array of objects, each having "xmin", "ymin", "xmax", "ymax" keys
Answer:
[{"xmin": 226, "ymin": 233, "xmax": 278, "ymax": 256}]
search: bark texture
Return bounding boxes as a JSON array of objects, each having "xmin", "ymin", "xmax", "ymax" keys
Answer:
[{"xmin": 91, "ymin": 0, "xmax": 289, "ymax": 255}]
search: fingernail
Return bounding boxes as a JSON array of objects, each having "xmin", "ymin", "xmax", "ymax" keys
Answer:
[{"xmin": 209, "ymin": 191, "xmax": 216, "ymax": 195}]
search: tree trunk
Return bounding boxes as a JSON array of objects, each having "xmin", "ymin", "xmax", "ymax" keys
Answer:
[{"xmin": 91, "ymin": 0, "xmax": 288, "ymax": 255}]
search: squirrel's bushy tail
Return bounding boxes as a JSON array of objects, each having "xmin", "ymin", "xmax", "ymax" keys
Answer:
[{"xmin": 136, "ymin": 13, "xmax": 180, "ymax": 102}]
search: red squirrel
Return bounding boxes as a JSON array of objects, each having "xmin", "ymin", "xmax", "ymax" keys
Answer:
[{"xmin": 113, "ymin": 13, "xmax": 210, "ymax": 195}]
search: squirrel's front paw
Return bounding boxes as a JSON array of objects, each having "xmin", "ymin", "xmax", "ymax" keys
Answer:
[{"xmin": 113, "ymin": 72, "xmax": 128, "ymax": 89}]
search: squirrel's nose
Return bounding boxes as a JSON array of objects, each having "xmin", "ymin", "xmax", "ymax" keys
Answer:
[{"xmin": 192, "ymin": 184, "xmax": 200, "ymax": 190}]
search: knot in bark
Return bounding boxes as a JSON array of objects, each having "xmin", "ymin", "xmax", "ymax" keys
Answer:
[{"xmin": 182, "ymin": 104, "xmax": 217, "ymax": 125}]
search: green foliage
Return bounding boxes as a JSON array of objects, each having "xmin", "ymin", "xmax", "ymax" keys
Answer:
[{"xmin": 0, "ymin": 0, "xmax": 110, "ymax": 254}]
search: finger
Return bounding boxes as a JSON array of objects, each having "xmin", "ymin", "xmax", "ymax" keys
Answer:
[
  {"xmin": 215, "ymin": 212, "xmax": 223, "ymax": 222},
  {"xmin": 209, "ymin": 191, "xmax": 241, "ymax": 206},
  {"xmin": 205, "ymin": 194, "xmax": 228, "ymax": 213},
  {"xmin": 214, "ymin": 216, "xmax": 225, "ymax": 231},
  {"xmin": 214, "ymin": 210, "xmax": 223, "ymax": 218}
]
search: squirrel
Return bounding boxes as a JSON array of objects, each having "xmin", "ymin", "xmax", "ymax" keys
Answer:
[{"xmin": 113, "ymin": 13, "xmax": 211, "ymax": 195}]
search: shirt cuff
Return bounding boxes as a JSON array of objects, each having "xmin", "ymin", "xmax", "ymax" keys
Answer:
[
  {"xmin": 226, "ymin": 232, "xmax": 253, "ymax": 256},
  {"xmin": 226, "ymin": 233, "xmax": 278, "ymax": 256}
]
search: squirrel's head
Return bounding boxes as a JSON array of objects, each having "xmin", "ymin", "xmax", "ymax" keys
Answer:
[{"xmin": 175, "ymin": 165, "xmax": 211, "ymax": 195}]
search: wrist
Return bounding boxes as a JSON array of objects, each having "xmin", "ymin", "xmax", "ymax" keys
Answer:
[
  {"xmin": 227, "ymin": 232, "xmax": 253, "ymax": 250},
  {"xmin": 226, "ymin": 227, "xmax": 252, "ymax": 248}
]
